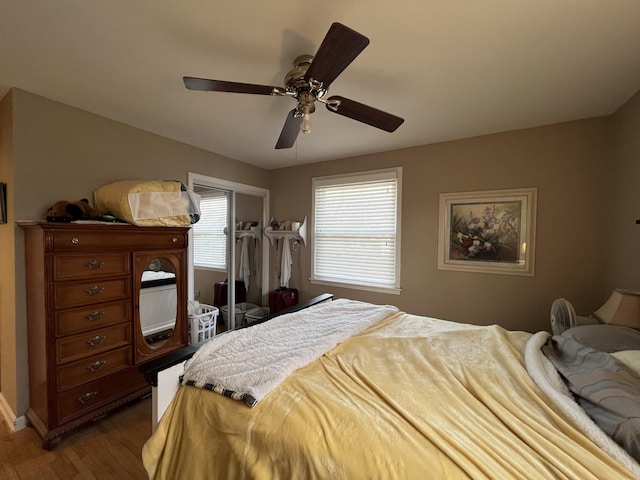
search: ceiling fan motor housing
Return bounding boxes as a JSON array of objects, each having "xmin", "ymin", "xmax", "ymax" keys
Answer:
[{"xmin": 284, "ymin": 55, "xmax": 327, "ymax": 115}]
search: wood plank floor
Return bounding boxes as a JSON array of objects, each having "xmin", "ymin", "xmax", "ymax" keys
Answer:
[{"xmin": 0, "ymin": 397, "xmax": 151, "ymax": 479}]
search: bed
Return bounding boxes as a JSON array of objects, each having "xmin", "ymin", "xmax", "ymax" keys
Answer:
[{"xmin": 141, "ymin": 297, "xmax": 640, "ymax": 479}]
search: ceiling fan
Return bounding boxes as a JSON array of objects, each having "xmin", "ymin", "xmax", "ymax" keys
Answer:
[{"xmin": 183, "ymin": 22, "xmax": 404, "ymax": 149}]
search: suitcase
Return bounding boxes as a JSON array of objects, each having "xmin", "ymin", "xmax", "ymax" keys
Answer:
[
  {"xmin": 213, "ymin": 280, "xmax": 247, "ymax": 308},
  {"xmin": 269, "ymin": 288, "xmax": 299, "ymax": 314}
]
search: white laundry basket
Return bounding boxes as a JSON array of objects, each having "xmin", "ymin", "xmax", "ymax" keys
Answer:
[
  {"xmin": 245, "ymin": 306, "xmax": 271, "ymax": 325},
  {"xmin": 188, "ymin": 304, "xmax": 218, "ymax": 344},
  {"xmin": 220, "ymin": 302, "xmax": 258, "ymax": 326}
]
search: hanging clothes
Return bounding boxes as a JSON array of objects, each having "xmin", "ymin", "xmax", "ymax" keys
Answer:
[
  {"xmin": 280, "ymin": 237, "xmax": 292, "ymax": 288},
  {"xmin": 239, "ymin": 236, "xmax": 251, "ymax": 291}
]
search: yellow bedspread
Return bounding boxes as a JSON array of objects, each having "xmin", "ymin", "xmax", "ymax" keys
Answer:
[{"xmin": 143, "ymin": 312, "xmax": 637, "ymax": 479}]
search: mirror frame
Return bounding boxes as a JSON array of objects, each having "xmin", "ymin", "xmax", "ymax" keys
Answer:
[{"xmin": 188, "ymin": 172, "xmax": 270, "ymax": 329}]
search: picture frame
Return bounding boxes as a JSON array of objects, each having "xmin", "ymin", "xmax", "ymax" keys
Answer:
[
  {"xmin": 0, "ymin": 183, "xmax": 6, "ymax": 224},
  {"xmin": 437, "ymin": 187, "xmax": 537, "ymax": 276}
]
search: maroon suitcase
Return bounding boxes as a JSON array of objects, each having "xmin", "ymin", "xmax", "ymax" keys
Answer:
[
  {"xmin": 213, "ymin": 280, "xmax": 246, "ymax": 308},
  {"xmin": 269, "ymin": 288, "xmax": 299, "ymax": 314}
]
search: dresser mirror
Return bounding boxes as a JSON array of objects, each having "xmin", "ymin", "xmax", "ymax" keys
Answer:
[{"xmin": 139, "ymin": 256, "xmax": 178, "ymax": 348}]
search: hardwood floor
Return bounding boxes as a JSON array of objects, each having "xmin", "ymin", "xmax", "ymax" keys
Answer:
[{"xmin": 0, "ymin": 397, "xmax": 152, "ymax": 479}]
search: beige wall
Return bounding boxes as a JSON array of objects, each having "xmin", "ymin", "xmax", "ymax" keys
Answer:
[
  {"xmin": 269, "ymin": 117, "xmax": 612, "ymax": 333},
  {"xmin": 607, "ymin": 90, "xmax": 640, "ymax": 292},
  {"xmin": 0, "ymin": 92, "xmax": 17, "ymax": 415},
  {"xmin": 3, "ymin": 89, "xmax": 270, "ymax": 417},
  {"xmin": 2, "ymin": 86, "xmax": 639, "ymax": 421}
]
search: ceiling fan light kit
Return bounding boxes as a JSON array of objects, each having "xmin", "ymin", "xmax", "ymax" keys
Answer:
[{"xmin": 183, "ymin": 22, "xmax": 404, "ymax": 149}]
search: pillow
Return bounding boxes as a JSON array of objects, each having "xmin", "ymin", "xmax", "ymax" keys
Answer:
[
  {"xmin": 93, "ymin": 180, "xmax": 200, "ymax": 227},
  {"xmin": 561, "ymin": 324, "xmax": 640, "ymax": 353},
  {"xmin": 611, "ymin": 350, "xmax": 640, "ymax": 373},
  {"xmin": 94, "ymin": 180, "xmax": 200, "ymax": 226}
]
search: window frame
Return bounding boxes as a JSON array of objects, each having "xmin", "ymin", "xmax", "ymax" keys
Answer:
[{"xmin": 310, "ymin": 167, "xmax": 402, "ymax": 295}]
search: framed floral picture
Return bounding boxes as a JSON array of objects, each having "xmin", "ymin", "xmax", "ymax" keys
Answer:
[{"xmin": 437, "ymin": 187, "xmax": 537, "ymax": 276}]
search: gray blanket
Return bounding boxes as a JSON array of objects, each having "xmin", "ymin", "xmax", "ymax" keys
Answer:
[{"xmin": 542, "ymin": 335, "xmax": 640, "ymax": 463}]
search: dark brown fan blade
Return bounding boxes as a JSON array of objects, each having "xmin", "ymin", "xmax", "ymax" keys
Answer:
[
  {"xmin": 304, "ymin": 23, "xmax": 369, "ymax": 88},
  {"xmin": 326, "ymin": 96, "xmax": 404, "ymax": 132},
  {"xmin": 275, "ymin": 109, "xmax": 303, "ymax": 149},
  {"xmin": 183, "ymin": 77, "xmax": 281, "ymax": 95}
]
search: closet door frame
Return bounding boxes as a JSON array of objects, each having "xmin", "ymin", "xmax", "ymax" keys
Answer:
[{"xmin": 188, "ymin": 172, "xmax": 270, "ymax": 330}]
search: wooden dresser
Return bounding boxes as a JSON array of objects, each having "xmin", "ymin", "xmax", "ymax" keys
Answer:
[{"xmin": 21, "ymin": 222, "xmax": 189, "ymax": 448}]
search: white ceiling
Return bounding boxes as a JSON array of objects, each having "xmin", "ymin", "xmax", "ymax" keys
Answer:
[{"xmin": 1, "ymin": 1, "xmax": 639, "ymax": 170}]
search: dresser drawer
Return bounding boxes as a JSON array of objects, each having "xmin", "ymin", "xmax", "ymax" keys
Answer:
[
  {"xmin": 56, "ymin": 367, "xmax": 148, "ymax": 424},
  {"xmin": 56, "ymin": 323, "xmax": 131, "ymax": 364},
  {"xmin": 54, "ymin": 254, "xmax": 129, "ymax": 281},
  {"xmin": 56, "ymin": 301, "xmax": 130, "ymax": 337},
  {"xmin": 57, "ymin": 346, "xmax": 131, "ymax": 391},
  {"xmin": 54, "ymin": 278, "xmax": 130, "ymax": 309},
  {"xmin": 52, "ymin": 229, "xmax": 187, "ymax": 251}
]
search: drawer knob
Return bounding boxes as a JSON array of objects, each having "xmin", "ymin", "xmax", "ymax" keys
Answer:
[
  {"xmin": 88, "ymin": 360, "xmax": 107, "ymax": 372},
  {"xmin": 85, "ymin": 285, "xmax": 105, "ymax": 295},
  {"xmin": 172, "ymin": 237, "xmax": 178, "ymax": 243},
  {"xmin": 85, "ymin": 260, "xmax": 104, "ymax": 270},
  {"xmin": 71, "ymin": 237, "xmax": 79, "ymax": 244},
  {"xmin": 78, "ymin": 391, "xmax": 98, "ymax": 404},
  {"xmin": 87, "ymin": 335, "xmax": 106, "ymax": 346},
  {"xmin": 85, "ymin": 310, "xmax": 105, "ymax": 321}
]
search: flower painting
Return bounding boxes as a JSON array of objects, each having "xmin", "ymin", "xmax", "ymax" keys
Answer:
[
  {"xmin": 438, "ymin": 188, "xmax": 537, "ymax": 275},
  {"xmin": 449, "ymin": 202, "xmax": 521, "ymax": 262}
]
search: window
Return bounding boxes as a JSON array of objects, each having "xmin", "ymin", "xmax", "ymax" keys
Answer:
[
  {"xmin": 192, "ymin": 192, "xmax": 228, "ymax": 270},
  {"xmin": 312, "ymin": 168, "xmax": 401, "ymax": 293}
]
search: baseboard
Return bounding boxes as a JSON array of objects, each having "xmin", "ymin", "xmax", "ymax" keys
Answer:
[{"xmin": 0, "ymin": 392, "xmax": 28, "ymax": 432}]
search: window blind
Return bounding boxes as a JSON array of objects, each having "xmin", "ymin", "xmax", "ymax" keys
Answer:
[
  {"xmin": 313, "ymin": 172, "xmax": 399, "ymax": 289},
  {"xmin": 193, "ymin": 194, "xmax": 227, "ymax": 269}
]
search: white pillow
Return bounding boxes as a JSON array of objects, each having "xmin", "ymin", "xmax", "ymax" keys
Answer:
[{"xmin": 611, "ymin": 350, "xmax": 640, "ymax": 373}]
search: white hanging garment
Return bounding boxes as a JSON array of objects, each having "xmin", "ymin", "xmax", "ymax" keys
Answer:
[
  {"xmin": 239, "ymin": 237, "xmax": 251, "ymax": 290},
  {"xmin": 280, "ymin": 237, "xmax": 292, "ymax": 288}
]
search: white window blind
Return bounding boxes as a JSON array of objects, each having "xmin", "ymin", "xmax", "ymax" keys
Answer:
[
  {"xmin": 193, "ymin": 193, "xmax": 227, "ymax": 269},
  {"xmin": 312, "ymin": 169, "xmax": 401, "ymax": 291}
]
